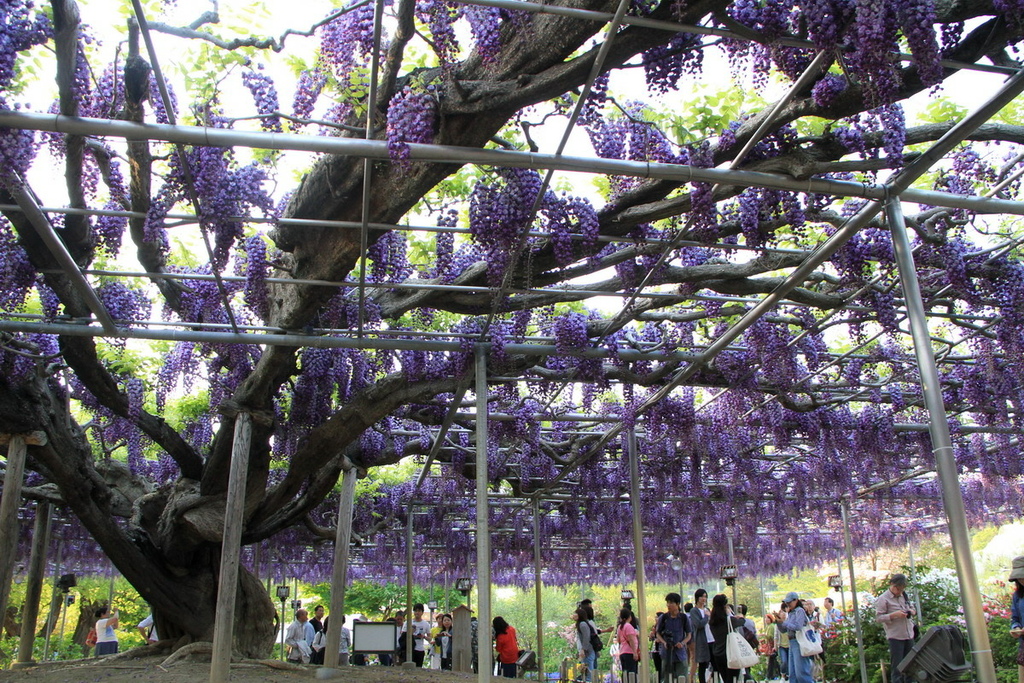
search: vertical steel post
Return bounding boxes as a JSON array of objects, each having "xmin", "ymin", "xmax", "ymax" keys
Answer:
[
  {"xmin": 627, "ymin": 430, "xmax": 649, "ymax": 683},
  {"xmin": 727, "ymin": 532, "xmax": 737, "ymax": 607},
  {"xmin": 324, "ymin": 463, "xmax": 358, "ymax": 668},
  {"xmin": 907, "ymin": 541, "xmax": 923, "ymax": 626},
  {"xmin": 841, "ymin": 500, "xmax": 869, "ymax": 683},
  {"xmin": 476, "ymin": 345, "xmax": 492, "ymax": 683},
  {"xmin": 759, "ymin": 576, "xmax": 768, "ymax": 626},
  {"xmin": 210, "ymin": 412, "xmax": 252, "ymax": 683},
  {"xmin": 404, "ymin": 502, "xmax": 416, "ymax": 667},
  {"xmin": 534, "ymin": 498, "xmax": 546, "ymax": 682},
  {"xmin": 886, "ymin": 197, "xmax": 995, "ymax": 683},
  {"xmin": 41, "ymin": 538, "xmax": 64, "ymax": 661},
  {"xmin": 837, "ymin": 555, "xmax": 848, "ymax": 616}
]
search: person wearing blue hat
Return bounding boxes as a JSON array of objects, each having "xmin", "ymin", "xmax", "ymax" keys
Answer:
[{"xmin": 780, "ymin": 592, "xmax": 814, "ymax": 683}]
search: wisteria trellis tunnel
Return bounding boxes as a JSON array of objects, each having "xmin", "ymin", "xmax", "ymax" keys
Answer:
[{"xmin": 1, "ymin": 0, "xmax": 1024, "ymax": 679}]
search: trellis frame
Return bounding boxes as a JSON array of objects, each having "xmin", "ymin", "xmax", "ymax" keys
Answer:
[{"xmin": 2, "ymin": 2, "xmax": 1024, "ymax": 682}]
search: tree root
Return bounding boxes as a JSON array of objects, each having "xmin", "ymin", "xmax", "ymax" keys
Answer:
[{"xmin": 160, "ymin": 641, "xmax": 213, "ymax": 666}]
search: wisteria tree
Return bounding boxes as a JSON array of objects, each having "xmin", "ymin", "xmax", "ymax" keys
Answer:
[{"xmin": 2, "ymin": 0, "xmax": 1024, "ymax": 658}]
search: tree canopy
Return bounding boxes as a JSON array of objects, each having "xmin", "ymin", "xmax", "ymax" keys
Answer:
[{"xmin": 2, "ymin": 0, "xmax": 1024, "ymax": 656}]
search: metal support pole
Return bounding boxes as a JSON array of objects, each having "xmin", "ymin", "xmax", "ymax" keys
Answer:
[
  {"xmin": 886, "ymin": 197, "xmax": 995, "ymax": 683},
  {"xmin": 907, "ymin": 542, "xmax": 923, "ymax": 626},
  {"xmin": 41, "ymin": 539, "xmax": 64, "ymax": 662},
  {"xmin": 627, "ymin": 430, "xmax": 649, "ymax": 683},
  {"xmin": 404, "ymin": 502, "xmax": 416, "ymax": 668},
  {"xmin": 279, "ymin": 599, "xmax": 286, "ymax": 661},
  {"xmin": 837, "ymin": 555, "xmax": 848, "ymax": 616},
  {"xmin": 15, "ymin": 500, "xmax": 52, "ymax": 667},
  {"xmin": 107, "ymin": 560, "xmax": 116, "ymax": 606},
  {"xmin": 475, "ymin": 345, "xmax": 492, "ymax": 683},
  {"xmin": 727, "ymin": 532, "xmax": 737, "ymax": 607},
  {"xmin": 533, "ymin": 498, "xmax": 545, "ymax": 682},
  {"xmin": 210, "ymin": 412, "xmax": 252, "ymax": 683},
  {"xmin": 759, "ymin": 576, "xmax": 768, "ymax": 624},
  {"xmin": 0, "ymin": 434, "xmax": 29, "ymax": 629},
  {"xmin": 324, "ymin": 463, "xmax": 358, "ymax": 668},
  {"xmin": 841, "ymin": 500, "xmax": 869, "ymax": 683},
  {"xmin": 57, "ymin": 594, "xmax": 69, "ymax": 656}
]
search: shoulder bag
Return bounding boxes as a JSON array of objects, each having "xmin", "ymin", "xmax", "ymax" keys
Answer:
[
  {"xmin": 588, "ymin": 621, "xmax": 604, "ymax": 653},
  {"xmin": 794, "ymin": 622, "xmax": 823, "ymax": 657},
  {"xmin": 726, "ymin": 617, "xmax": 760, "ymax": 669}
]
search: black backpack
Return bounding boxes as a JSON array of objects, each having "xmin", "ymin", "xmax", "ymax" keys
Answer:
[{"xmin": 588, "ymin": 622, "xmax": 603, "ymax": 653}]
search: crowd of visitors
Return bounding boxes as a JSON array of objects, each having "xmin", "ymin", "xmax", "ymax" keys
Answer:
[
  {"xmin": 278, "ymin": 602, "xmax": 496, "ymax": 673},
  {"xmin": 93, "ymin": 561, "xmax": 1024, "ymax": 683}
]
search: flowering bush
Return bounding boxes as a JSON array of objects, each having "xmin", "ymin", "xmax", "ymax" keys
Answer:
[{"xmin": 828, "ymin": 571, "xmax": 1021, "ymax": 683}]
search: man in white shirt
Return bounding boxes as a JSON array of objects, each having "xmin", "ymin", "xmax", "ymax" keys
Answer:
[
  {"xmin": 137, "ymin": 614, "xmax": 158, "ymax": 644},
  {"xmin": 285, "ymin": 609, "xmax": 311, "ymax": 664},
  {"xmin": 406, "ymin": 603, "xmax": 432, "ymax": 667}
]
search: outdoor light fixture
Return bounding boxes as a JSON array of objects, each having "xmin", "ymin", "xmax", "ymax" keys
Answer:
[
  {"xmin": 828, "ymin": 575, "xmax": 843, "ymax": 589},
  {"xmin": 720, "ymin": 564, "xmax": 738, "ymax": 586},
  {"xmin": 290, "ymin": 599, "xmax": 302, "ymax": 611},
  {"xmin": 275, "ymin": 585, "xmax": 290, "ymax": 600},
  {"xmin": 427, "ymin": 600, "xmax": 438, "ymax": 611},
  {"xmin": 455, "ymin": 577, "xmax": 473, "ymax": 596},
  {"xmin": 669, "ymin": 556, "xmax": 683, "ymax": 573},
  {"xmin": 57, "ymin": 573, "xmax": 77, "ymax": 592},
  {"xmin": 620, "ymin": 589, "xmax": 634, "ymax": 601}
]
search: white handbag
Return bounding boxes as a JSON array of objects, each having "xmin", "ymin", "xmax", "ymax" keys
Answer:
[
  {"xmin": 726, "ymin": 618, "xmax": 760, "ymax": 669},
  {"xmin": 794, "ymin": 624, "xmax": 823, "ymax": 657}
]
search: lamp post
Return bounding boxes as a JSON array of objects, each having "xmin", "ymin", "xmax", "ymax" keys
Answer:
[
  {"xmin": 669, "ymin": 556, "xmax": 683, "ymax": 597},
  {"xmin": 456, "ymin": 577, "xmax": 473, "ymax": 607},
  {"xmin": 720, "ymin": 564, "xmax": 738, "ymax": 608},
  {"xmin": 55, "ymin": 573, "xmax": 76, "ymax": 658},
  {"xmin": 276, "ymin": 585, "xmax": 290, "ymax": 661}
]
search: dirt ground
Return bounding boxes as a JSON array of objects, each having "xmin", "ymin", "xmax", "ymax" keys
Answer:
[{"xmin": 0, "ymin": 649, "xmax": 496, "ymax": 683}]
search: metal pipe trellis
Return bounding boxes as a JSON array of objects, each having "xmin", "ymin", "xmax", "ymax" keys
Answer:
[
  {"xmin": 2, "ymin": 111, "xmax": 1024, "ymax": 216},
  {"xmin": 887, "ymin": 195, "xmax": 996, "ymax": 683}
]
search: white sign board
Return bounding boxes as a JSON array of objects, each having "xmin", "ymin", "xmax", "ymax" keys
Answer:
[{"xmin": 352, "ymin": 622, "xmax": 399, "ymax": 653}]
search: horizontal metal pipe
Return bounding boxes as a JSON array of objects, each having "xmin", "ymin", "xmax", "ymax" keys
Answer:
[
  {"xmin": 0, "ymin": 317, "xmax": 703, "ymax": 362},
  {"xmin": 3, "ymin": 111, "xmax": 1024, "ymax": 215},
  {"xmin": 0, "ymin": 203, "xmax": 815, "ymax": 256}
]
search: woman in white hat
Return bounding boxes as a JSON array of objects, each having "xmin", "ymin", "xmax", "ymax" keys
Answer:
[{"xmin": 1009, "ymin": 556, "xmax": 1024, "ymax": 683}]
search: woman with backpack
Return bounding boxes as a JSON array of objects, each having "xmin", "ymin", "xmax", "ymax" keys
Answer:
[{"xmin": 577, "ymin": 606, "xmax": 601, "ymax": 682}]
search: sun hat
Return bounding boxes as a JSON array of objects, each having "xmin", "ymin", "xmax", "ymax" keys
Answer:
[
  {"xmin": 889, "ymin": 573, "xmax": 907, "ymax": 587},
  {"xmin": 1009, "ymin": 556, "xmax": 1024, "ymax": 581},
  {"xmin": 784, "ymin": 591, "xmax": 800, "ymax": 603}
]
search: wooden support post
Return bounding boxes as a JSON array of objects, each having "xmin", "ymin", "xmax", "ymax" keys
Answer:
[
  {"xmin": 323, "ymin": 463, "xmax": 358, "ymax": 669},
  {"xmin": 209, "ymin": 414, "xmax": 252, "ymax": 683},
  {"xmin": 0, "ymin": 433, "xmax": 32, "ymax": 635},
  {"xmin": 14, "ymin": 500, "xmax": 52, "ymax": 667}
]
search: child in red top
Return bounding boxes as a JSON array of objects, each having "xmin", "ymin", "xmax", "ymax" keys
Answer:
[{"xmin": 493, "ymin": 616, "xmax": 519, "ymax": 678}]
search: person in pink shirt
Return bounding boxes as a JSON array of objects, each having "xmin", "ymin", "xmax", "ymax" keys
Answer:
[{"xmin": 616, "ymin": 607, "xmax": 641, "ymax": 682}]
